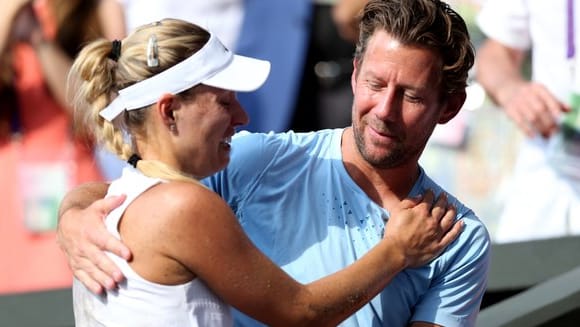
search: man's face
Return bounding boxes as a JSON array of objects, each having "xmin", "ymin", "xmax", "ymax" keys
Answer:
[{"xmin": 350, "ymin": 30, "xmax": 451, "ymax": 169}]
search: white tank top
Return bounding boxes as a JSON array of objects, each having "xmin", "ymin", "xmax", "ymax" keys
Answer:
[{"xmin": 73, "ymin": 166, "xmax": 233, "ymax": 326}]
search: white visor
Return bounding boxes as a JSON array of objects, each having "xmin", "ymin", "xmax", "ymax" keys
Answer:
[{"xmin": 100, "ymin": 33, "xmax": 271, "ymax": 121}]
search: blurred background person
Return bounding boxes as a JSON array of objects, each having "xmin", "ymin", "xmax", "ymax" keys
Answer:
[
  {"xmin": 117, "ymin": 0, "xmax": 312, "ymax": 134},
  {"xmin": 118, "ymin": 0, "xmax": 244, "ymax": 48},
  {"xmin": 237, "ymin": 0, "xmax": 312, "ymax": 133},
  {"xmin": 291, "ymin": 0, "xmax": 363, "ymax": 132},
  {"xmin": 0, "ymin": 0, "xmax": 125, "ymax": 294},
  {"xmin": 476, "ymin": 0, "xmax": 580, "ymax": 243}
]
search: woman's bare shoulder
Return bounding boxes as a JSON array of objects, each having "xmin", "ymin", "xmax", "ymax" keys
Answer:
[{"xmin": 132, "ymin": 180, "xmax": 233, "ymax": 227}]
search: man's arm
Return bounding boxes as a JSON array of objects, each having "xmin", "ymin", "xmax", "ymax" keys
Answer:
[
  {"xmin": 332, "ymin": 0, "xmax": 368, "ymax": 43},
  {"xmin": 476, "ymin": 38, "xmax": 569, "ymax": 138},
  {"xmin": 0, "ymin": 0, "xmax": 29, "ymax": 54},
  {"xmin": 97, "ymin": 0, "xmax": 126, "ymax": 40},
  {"xmin": 57, "ymin": 182, "xmax": 129, "ymax": 294}
]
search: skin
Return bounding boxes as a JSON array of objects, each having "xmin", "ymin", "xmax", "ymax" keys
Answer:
[
  {"xmin": 332, "ymin": 0, "xmax": 368, "ymax": 43},
  {"xmin": 0, "ymin": 0, "xmax": 30, "ymax": 53},
  {"xmin": 476, "ymin": 38, "xmax": 570, "ymax": 138},
  {"xmin": 84, "ymin": 82, "xmax": 460, "ymax": 326},
  {"xmin": 139, "ymin": 87, "xmax": 247, "ymax": 179},
  {"xmin": 343, "ymin": 30, "xmax": 465, "ymax": 210},
  {"xmin": 340, "ymin": 30, "xmax": 467, "ymax": 327},
  {"xmin": 57, "ymin": 29, "xmax": 468, "ymax": 326},
  {"xmin": 97, "ymin": 0, "xmax": 126, "ymax": 40},
  {"xmin": 2, "ymin": 0, "xmax": 126, "ymax": 112}
]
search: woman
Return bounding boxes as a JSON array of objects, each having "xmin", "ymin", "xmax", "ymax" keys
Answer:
[
  {"xmin": 0, "ymin": 0, "xmax": 124, "ymax": 294},
  {"xmin": 69, "ymin": 18, "xmax": 460, "ymax": 326}
]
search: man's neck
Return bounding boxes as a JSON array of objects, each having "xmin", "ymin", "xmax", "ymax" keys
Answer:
[{"xmin": 340, "ymin": 127, "xmax": 421, "ymax": 210}]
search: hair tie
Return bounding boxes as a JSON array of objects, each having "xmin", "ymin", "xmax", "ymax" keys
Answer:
[
  {"xmin": 127, "ymin": 154, "xmax": 142, "ymax": 168},
  {"xmin": 109, "ymin": 40, "xmax": 122, "ymax": 61}
]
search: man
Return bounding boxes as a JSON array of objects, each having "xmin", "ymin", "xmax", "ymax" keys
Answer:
[
  {"xmin": 58, "ymin": 0, "xmax": 490, "ymax": 325},
  {"xmin": 476, "ymin": 0, "xmax": 580, "ymax": 243}
]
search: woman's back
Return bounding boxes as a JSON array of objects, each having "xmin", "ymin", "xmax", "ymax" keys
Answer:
[{"xmin": 73, "ymin": 166, "xmax": 233, "ymax": 326}]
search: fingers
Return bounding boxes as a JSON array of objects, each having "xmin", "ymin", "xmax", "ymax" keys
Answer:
[
  {"xmin": 74, "ymin": 269, "xmax": 104, "ymax": 295},
  {"xmin": 90, "ymin": 194, "xmax": 131, "ymax": 260},
  {"xmin": 425, "ymin": 191, "xmax": 460, "ymax": 245},
  {"xmin": 526, "ymin": 96, "xmax": 559, "ymax": 138},
  {"xmin": 507, "ymin": 82, "xmax": 568, "ymax": 138},
  {"xmin": 399, "ymin": 193, "xmax": 424, "ymax": 209},
  {"xmin": 387, "ymin": 190, "xmax": 465, "ymax": 268},
  {"xmin": 430, "ymin": 192, "xmax": 448, "ymax": 221},
  {"xmin": 439, "ymin": 203, "xmax": 457, "ymax": 232},
  {"xmin": 435, "ymin": 195, "xmax": 461, "ymax": 249},
  {"xmin": 91, "ymin": 195, "xmax": 131, "ymax": 261},
  {"xmin": 401, "ymin": 189, "xmax": 442, "ymax": 215},
  {"xmin": 410, "ymin": 189, "xmax": 435, "ymax": 213},
  {"xmin": 69, "ymin": 228, "xmax": 122, "ymax": 289},
  {"xmin": 69, "ymin": 231, "xmax": 125, "ymax": 292},
  {"xmin": 414, "ymin": 189, "xmax": 460, "ymax": 243},
  {"xmin": 87, "ymin": 233, "xmax": 128, "ymax": 283},
  {"xmin": 438, "ymin": 219, "xmax": 464, "ymax": 248},
  {"xmin": 96, "ymin": 194, "xmax": 127, "ymax": 219},
  {"xmin": 422, "ymin": 189, "xmax": 435, "ymax": 205},
  {"xmin": 58, "ymin": 193, "xmax": 129, "ymax": 294},
  {"xmin": 511, "ymin": 111, "xmax": 535, "ymax": 138},
  {"xmin": 72, "ymin": 254, "xmax": 121, "ymax": 293},
  {"xmin": 85, "ymin": 196, "xmax": 130, "ymax": 284}
]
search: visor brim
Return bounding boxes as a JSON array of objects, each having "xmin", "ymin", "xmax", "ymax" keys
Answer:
[{"xmin": 203, "ymin": 54, "xmax": 271, "ymax": 92}]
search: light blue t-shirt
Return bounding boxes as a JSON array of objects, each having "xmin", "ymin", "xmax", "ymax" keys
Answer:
[{"xmin": 203, "ymin": 129, "xmax": 491, "ymax": 327}]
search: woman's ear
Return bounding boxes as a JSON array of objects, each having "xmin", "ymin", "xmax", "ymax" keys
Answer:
[
  {"xmin": 156, "ymin": 93, "xmax": 177, "ymax": 129},
  {"xmin": 438, "ymin": 91, "xmax": 466, "ymax": 124}
]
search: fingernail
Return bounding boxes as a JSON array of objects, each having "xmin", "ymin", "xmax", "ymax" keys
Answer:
[
  {"xmin": 113, "ymin": 271, "xmax": 123, "ymax": 282},
  {"xmin": 104, "ymin": 279, "xmax": 115, "ymax": 290}
]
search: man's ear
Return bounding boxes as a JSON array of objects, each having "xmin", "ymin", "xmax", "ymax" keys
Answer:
[
  {"xmin": 438, "ymin": 90, "xmax": 466, "ymax": 124},
  {"xmin": 351, "ymin": 58, "xmax": 359, "ymax": 94},
  {"xmin": 156, "ymin": 93, "xmax": 177, "ymax": 127}
]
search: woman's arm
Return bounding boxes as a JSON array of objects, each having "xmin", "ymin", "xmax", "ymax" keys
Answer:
[{"xmin": 157, "ymin": 185, "xmax": 460, "ymax": 326}]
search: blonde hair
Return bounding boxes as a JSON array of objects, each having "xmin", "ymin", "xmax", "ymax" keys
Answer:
[{"xmin": 68, "ymin": 18, "xmax": 209, "ymax": 183}]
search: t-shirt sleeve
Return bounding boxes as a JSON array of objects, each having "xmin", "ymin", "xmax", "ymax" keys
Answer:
[
  {"xmin": 477, "ymin": 0, "xmax": 532, "ymax": 50},
  {"xmin": 411, "ymin": 213, "xmax": 491, "ymax": 327}
]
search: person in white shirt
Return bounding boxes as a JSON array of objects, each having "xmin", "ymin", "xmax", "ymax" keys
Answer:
[{"xmin": 476, "ymin": 0, "xmax": 580, "ymax": 243}]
